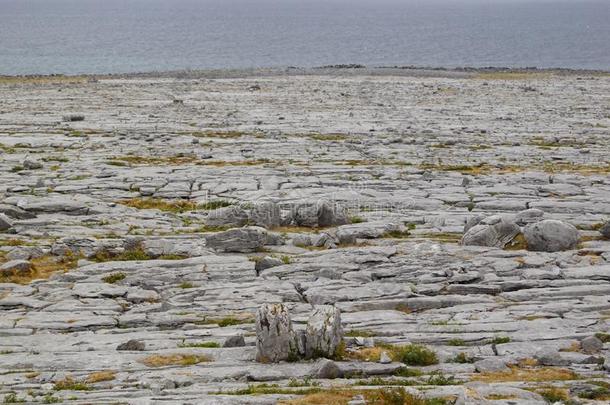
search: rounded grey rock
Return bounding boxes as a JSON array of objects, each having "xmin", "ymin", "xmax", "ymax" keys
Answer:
[
  {"xmin": 223, "ymin": 335, "xmax": 246, "ymax": 348},
  {"xmin": 523, "ymin": 219, "xmax": 580, "ymax": 252},
  {"xmin": 580, "ymin": 336, "xmax": 603, "ymax": 354}
]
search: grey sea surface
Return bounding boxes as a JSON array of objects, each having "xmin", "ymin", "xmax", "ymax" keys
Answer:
[{"xmin": 0, "ymin": 0, "xmax": 609, "ymax": 75}]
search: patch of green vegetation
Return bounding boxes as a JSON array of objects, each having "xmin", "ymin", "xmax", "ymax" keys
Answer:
[
  {"xmin": 576, "ymin": 382, "xmax": 610, "ymax": 400},
  {"xmin": 350, "ymin": 215, "xmax": 366, "ymax": 224},
  {"xmin": 0, "ymin": 143, "xmax": 17, "ymax": 153},
  {"xmin": 41, "ymin": 394, "xmax": 61, "ymax": 404},
  {"xmin": 178, "ymin": 281, "xmax": 195, "ymax": 289},
  {"xmin": 92, "ymin": 247, "xmax": 150, "ymax": 262},
  {"xmin": 2, "ymin": 393, "xmax": 25, "ymax": 403},
  {"xmin": 197, "ymin": 316, "xmax": 255, "ymax": 327},
  {"xmin": 198, "ymin": 200, "xmax": 233, "ymax": 210},
  {"xmin": 595, "ymin": 332, "xmax": 610, "ymax": 343},
  {"xmin": 491, "ymin": 336, "xmax": 511, "ymax": 344},
  {"xmin": 447, "ymin": 338, "xmax": 466, "ymax": 346},
  {"xmin": 101, "ymin": 272, "xmax": 126, "ymax": 284},
  {"xmin": 106, "ymin": 160, "xmax": 128, "ymax": 166},
  {"xmin": 287, "ymin": 377, "xmax": 320, "ymax": 387},
  {"xmin": 280, "ymin": 255, "xmax": 292, "ymax": 264},
  {"xmin": 354, "ymin": 374, "xmax": 458, "ymax": 387},
  {"xmin": 214, "ymin": 383, "xmax": 322, "ymax": 396},
  {"xmin": 382, "ymin": 230, "xmax": 411, "ymax": 239},
  {"xmin": 344, "ymin": 329, "xmax": 377, "ymax": 338},
  {"xmin": 177, "ymin": 340, "xmax": 220, "ymax": 348},
  {"xmin": 468, "ymin": 144, "xmax": 493, "ymax": 151},
  {"xmin": 67, "ymin": 130, "xmax": 86, "ymax": 138},
  {"xmin": 393, "ymin": 367, "xmax": 423, "ymax": 378},
  {"xmin": 10, "ymin": 165, "xmax": 24, "ymax": 173},
  {"xmin": 42, "ymin": 156, "xmax": 69, "ymax": 163},
  {"xmin": 426, "ymin": 372, "xmax": 459, "ymax": 386},
  {"xmin": 391, "ymin": 344, "xmax": 438, "ymax": 366},
  {"xmin": 308, "ymin": 133, "xmax": 348, "ymax": 141}
]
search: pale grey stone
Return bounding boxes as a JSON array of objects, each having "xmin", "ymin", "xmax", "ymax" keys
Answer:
[
  {"xmin": 379, "ymin": 351, "xmax": 392, "ymax": 364},
  {"xmin": 206, "ymin": 226, "xmax": 268, "ymax": 253},
  {"xmin": 580, "ymin": 336, "xmax": 603, "ymax": 354},
  {"xmin": 461, "ymin": 215, "xmax": 520, "ymax": 248},
  {"xmin": 205, "ymin": 206, "xmax": 249, "ymax": 228},
  {"xmin": 305, "ymin": 305, "xmax": 343, "ymax": 359},
  {"xmin": 523, "ymin": 219, "xmax": 580, "ymax": 252},
  {"xmin": 0, "ymin": 213, "xmax": 13, "ymax": 231},
  {"xmin": 223, "ymin": 335, "xmax": 246, "ymax": 348},
  {"xmin": 255, "ymin": 303, "xmax": 297, "ymax": 363},
  {"xmin": 292, "ymin": 199, "xmax": 349, "ymax": 228},
  {"xmin": 514, "ymin": 208, "xmax": 544, "ymax": 226},
  {"xmin": 474, "ymin": 358, "xmax": 509, "ymax": 373},
  {"xmin": 310, "ymin": 358, "xmax": 343, "ymax": 379},
  {"xmin": 0, "ymin": 260, "xmax": 32, "ymax": 276},
  {"xmin": 116, "ymin": 339, "xmax": 145, "ymax": 351},
  {"xmin": 248, "ymin": 201, "xmax": 281, "ymax": 229},
  {"xmin": 254, "ymin": 256, "xmax": 284, "ymax": 273}
]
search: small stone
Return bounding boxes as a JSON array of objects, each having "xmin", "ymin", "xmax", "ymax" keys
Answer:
[
  {"xmin": 62, "ymin": 114, "xmax": 85, "ymax": 122},
  {"xmin": 523, "ymin": 219, "xmax": 580, "ymax": 252},
  {"xmin": 116, "ymin": 339, "xmax": 145, "ymax": 351},
  {"xmin": 23, "ymin": 159, "xmax": 43, "ymax": 170},
  {"xmin": 379, "ymin": 351, "xmax": 392, "ymax": 364},
  {"xmin": 310, "ymin": 358, "xmax": 342, "ymax": 379},
  {"xmin": 581, "ymin": 336, "xmax": 603, "ymax": 354},
  {"xmin": 0, "ymin": 213, "xmax": 13, "ymax": 232},
  {"xmin": 534, "ymin": 349, "xmax": 570, "ymax": 366},
  {"xmin": 254, "ymin": 256, "xmax": 284, "ymax": 273},
  {"xmin": 600, "ymin": 221, "xmax": 610, "ymax": 239},
  {"xmin": 223, "ymin": 335, "xmax": 246, "ymax": 348}
]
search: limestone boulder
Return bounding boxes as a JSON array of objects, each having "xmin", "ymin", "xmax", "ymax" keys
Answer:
[{"xmin": 523, "ymin": 220, "xmax": 579, "ymax": 252}]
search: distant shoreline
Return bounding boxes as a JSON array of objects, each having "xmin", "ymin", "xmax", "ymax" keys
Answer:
[{"xmin": 1, "ymin": 65, "xmax": 609, "ymax": 80}]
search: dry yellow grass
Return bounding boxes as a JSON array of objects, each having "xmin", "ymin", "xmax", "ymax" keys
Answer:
[
  {"xmin": 85, "ymin": 371, "xmax": 116, "ymax": 383},
  {"xmin": 345, "ymin": 347, "xmax": 385, "ymax": 362},
  {"xmin": 559, "ymin": 342, "xmax": 581, "ymax": 353},
  {"xmin": 474, "ymin": 72, "xmax": 552, "ymax": 80},
  {"xmin": 280, "ymin": 389, "xmax": 355, "ymax": 405},
  {"xmin": 139, "ymin": 353, "xmax": 212, "ymax": 367},
  {"xmin": 485, "ymin": 394, "xmax": 517, "ymax": 400},
  {"xmin": 472, "ymin": 366, "xmax": 579, "ymax": 383},
  {"xmin": 281, "ymin": 388, "xmax": 450, "ymax": 405},
  {"xmin": 0, "ymin": 75, "xmax": 88, "ymax": 85},
  {"xmin": 0, "ymin": 254, "xmax": 78, "ymax": 284},
  {"xmin": 119, "ymin": 198, "xmax": 199, "ymax": 213}
]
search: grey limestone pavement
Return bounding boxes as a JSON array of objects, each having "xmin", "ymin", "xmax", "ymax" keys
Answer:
[{"xmin": 0, "ymin": 68, "xmax": 609, "ymax": 404}]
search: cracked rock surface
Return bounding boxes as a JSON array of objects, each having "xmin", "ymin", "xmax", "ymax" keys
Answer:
[{"xmin": 0, "ymin": 68, "xmax": 609, "ymax": 404}]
